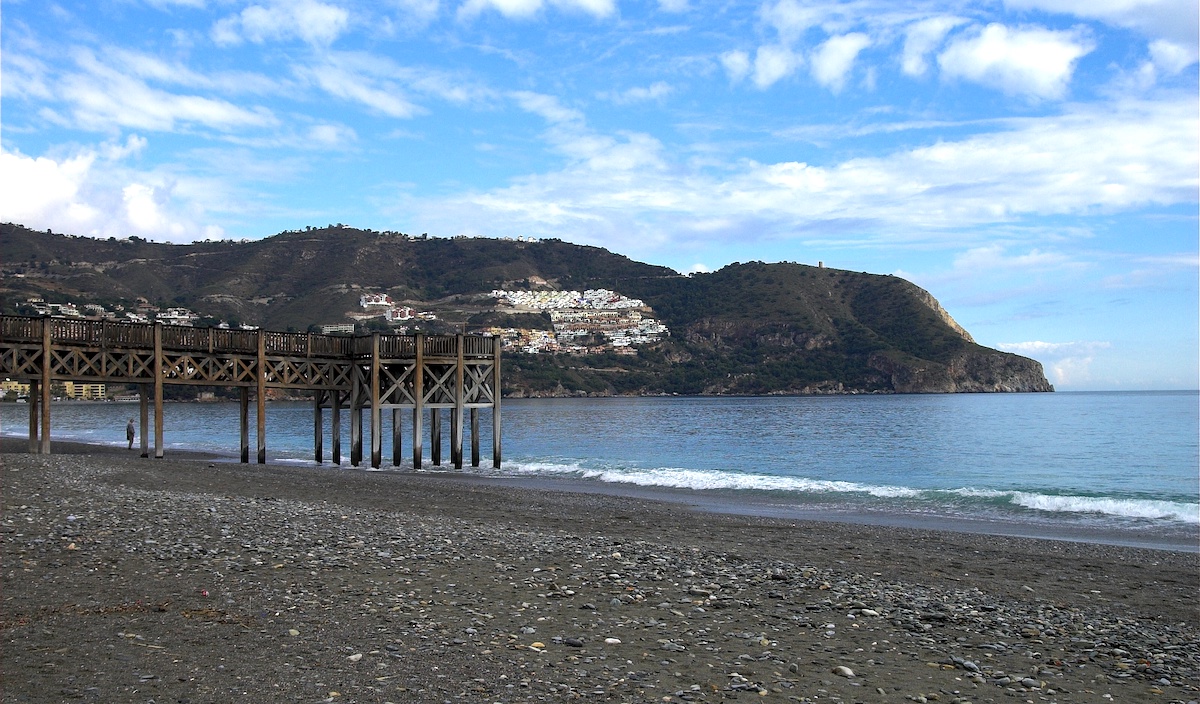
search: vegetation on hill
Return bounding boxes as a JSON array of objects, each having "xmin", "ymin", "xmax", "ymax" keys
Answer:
[{"xmin": 0, "ymin": 223, "xmax": 1051, "ymax": 394}]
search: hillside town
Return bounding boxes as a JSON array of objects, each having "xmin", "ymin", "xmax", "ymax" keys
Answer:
[
  {"xmin": 485, "ymin": 289, "xmax": 669, "ymax": 355},
  {"xmin": 344, "ymin": 288, "xmax": 670, "ymax": 355}
]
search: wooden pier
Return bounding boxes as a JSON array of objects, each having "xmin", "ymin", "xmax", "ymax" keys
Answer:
[{"xmin": 0, "ymin": 315, "xmax": 501, "ymax": 468}]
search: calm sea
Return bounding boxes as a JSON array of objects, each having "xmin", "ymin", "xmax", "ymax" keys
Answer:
[{"xmin": 3, "ymin": 392, "xmax": 1197, "ymax": 550}]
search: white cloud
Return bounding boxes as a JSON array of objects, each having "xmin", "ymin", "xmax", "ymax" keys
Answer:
[
  {"xmin": 604, "ymin": 81, "xmax": 673, "ymax": 104},
  {"xmin": 457, "ymin": 0, "xmax": 615, "ymax": 20},
  {"xmin": 0, "ymin": 149, "xmax": 98, "ymax": 228},
  {"xmin": 938, "ymin": 24, "xmax": 1094, "ymax": 99},
  {"xmin": 212, "ymin": 0, "xmax": 351, "ymax": 46},
  {"xmin": 1149, "ymin": 39, "xmax": 1197, "ymax": 74},
  {"xmin": 658, "ymin": 0, "xmax": 689, "ymax": 11},
  {"xmin": 0, "ymin": 144, "xmax": 223, "ymax": 242},
  {"xmin": 996, "ymin": 339, "xmax": 1111, "ymax": 386},
  {"xmin": 810, "ymin": 32, "xmax": 870, "ymax": 92},
  {"xmin": 720, "ymin": 50, "xmax": 752, "ymax": 83},
  {"xmin": 1003, "ymin": 0, "xmax": 1199, "ymax": 51},
  {"xmin": 305, "ymin": 62, "xmax": 422, "ymax": 118},
  {"xmin": 953, "ymin": 245, "xmax": 1080, "ymax": 273},
  {"xmin": 401, "ymin": 94, "xmax": 1197, "ymax": 260},
  {"xmin": 307, "ymin": 123, "xmax": 358, "ymax": 147},
  {"xmin": 902, "ymin": 16, "xmax": 967, "ymax": 77},
  {"xmin": 753, "ymin": 44, "xmax": 803, "ymax": 89},
  {"xmin": 759, "ymin": 0, "xmax": 826, "ymax": 44},
  {"xmin": 511, "ymin": 91, "xmax": 584, "ymax": 125},
  {"xmin": 388, "ymin": 0, "xmax": 441, "ymax": 27},
  {"xmin": 51, "ymin": 49, "xmax": 278, "ymax": 133}
]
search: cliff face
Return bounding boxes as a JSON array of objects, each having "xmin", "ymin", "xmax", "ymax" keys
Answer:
[{"xmin": 869, "ymin": 349, "xmax": 1055, "ymax": 393}]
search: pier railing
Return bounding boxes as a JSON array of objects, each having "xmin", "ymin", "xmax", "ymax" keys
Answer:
[{"xmin": 0, "ymin": 315, "xmax": 492, "ymax": 360}]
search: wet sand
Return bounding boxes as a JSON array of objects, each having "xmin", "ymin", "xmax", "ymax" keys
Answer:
[{"xmin": 2, "ymin": 444, "xmax": 1197, "ymax": 703}]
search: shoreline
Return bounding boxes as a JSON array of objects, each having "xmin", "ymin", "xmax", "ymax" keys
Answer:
[
  {"xmin": 5, "ymin": 436, "xmax": 1196, "ymax": 554},
  {"xmin": 2, "ymin": 447, "xmax": 1198, "ymax": 703}
]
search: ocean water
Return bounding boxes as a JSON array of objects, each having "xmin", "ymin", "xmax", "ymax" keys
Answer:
[{"xmin": 3, "ymin": 392, "xmax": 1197, "ymax": 549}]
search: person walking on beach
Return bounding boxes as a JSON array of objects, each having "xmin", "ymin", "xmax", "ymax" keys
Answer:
[{"xmin": 126, "ymin": 418, "xmax": 135, "ymax": 450}]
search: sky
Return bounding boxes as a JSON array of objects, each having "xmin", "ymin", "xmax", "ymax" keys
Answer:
[{"xmin": 1, "ymin": 0, "xmax": 1197, "ymax": 391}]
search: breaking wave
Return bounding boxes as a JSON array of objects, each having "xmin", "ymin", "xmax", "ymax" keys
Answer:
[{"xmin": 498, "ymin": 460, "xmax": 1200, "ymax": 526}]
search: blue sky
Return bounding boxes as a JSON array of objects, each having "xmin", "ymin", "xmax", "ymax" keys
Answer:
[{"xmin": 1, "ymin": 0, "xmax": 1196, "ymax": 390}]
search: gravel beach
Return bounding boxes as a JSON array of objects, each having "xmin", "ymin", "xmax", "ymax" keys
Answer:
[{"xmin": 3, "ymin": 442, "xmax": 1197, "ymax": 704}]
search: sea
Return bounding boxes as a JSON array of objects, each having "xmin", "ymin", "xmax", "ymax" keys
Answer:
[{"xmin": 3, "ymin": 391, "xmax": 1197, "ymax": 551}]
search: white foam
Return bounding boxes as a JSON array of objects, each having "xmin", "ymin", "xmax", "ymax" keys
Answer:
[
  {"xmin": 1008, "ymin": 491, "xmax": 1200, "ymax": 524},
  {"xmin": 500, "ymin": 460, "xmax": 921, "ymax": 497}
]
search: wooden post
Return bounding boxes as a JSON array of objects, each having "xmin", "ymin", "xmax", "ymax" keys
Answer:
[
  {"xmin": 313, "ymin": 390, "xmax": 323, "ymax": 464},
  {"xmin": 412, "ymin": 335, "xmax": 423, "ymax": 469},
  {"xmin": 370, "ymin": 334, "xmax": 382, "ymax": 469},
  {"xmin": 351, "ymin": 367, "xmax": 362, "ymax": 466},
  {"xmin": 39, "ymin": 318, "xmax": 51, "ymax": 454},
  {"xmin": 27, "ymin": 379, "xmax": 38, "ymax": 453},
  {"xmin": 239, "ymin": 387, "xmax": 250, "ymax": 463},
  {"xmin": 332, "ymin": 390, "xmax": 342, "ymax": 465},
  {"xmin": 492, "ymin": 336, "xmax": 502, "ymax": 468},
  {"xmin": 392, "ymin": 408, "xmax": 401, "ymax": 467},
  {"xmin": 256, "ymin": 329, "xmax": 266, "ymax": 464},
  {"xmin": 153, "ymin": 322, "xmax": 164, "ymax": 459},
  {"xmin": 431, "ymin": 408, "xmax": 441, "ymax": 466},
  {"xmin": 139, "ymin": 384, "xmax": 149, "ymax": 458},
  {"xmin": 452, "ymin": 334, "xmax": 464, "ymax": 469},
  {"xmin": 470, "ymin": 407, "xmax": 480, "ymax": 467}
]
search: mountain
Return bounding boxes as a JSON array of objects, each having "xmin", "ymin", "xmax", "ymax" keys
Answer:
[{"xmin": 0, "ymin": 223, "xmax": 1052, "ymax": 395}]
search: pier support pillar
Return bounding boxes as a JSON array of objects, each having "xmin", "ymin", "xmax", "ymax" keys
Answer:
[
  {"xmin": 470, "ymin": 407, "xmax": 480, "ymax": 467},
  {"xmin": 452, "ymin": 334, "xmax": 464, "ymax": 469},
  {"xmin": 370, "ymin": 334, "xmax": 382, "ymax": 469},
  {"xmin": 256, "ymin": 330, "xmax": 266, "ymax": 464},
  {"xmin": 153, "ymin": 322, "xmax": 164, "ymax": 459},
  {"xmin": 139, "ymin": 385, "xmax": 149, "ymax": 458},
  {"xmin": 313, "ymin": 390, "xmax": 323, "ymax": 464},
  {"xmin": 239, "ymin": 387, "xmax": 250, "ymax": 463},
  {"xmin": 412, "ymin": 335, "xmax": 423, "ymax": 469},
  {"xmin": 332, "ymin": 390, "xmax": 342, "ymax": 466},
  {"xmin": 39, "ymin": 318, "xmax": 51, "ymax": 455},
  {"xmin": 28, "ymin": 380, "xmax": 39, "ymax": 454},
  {"xmin": 350, "ymin": 369, "xmax": 362, "ymax": 467},
  {"xmin": 492, "ymin": 336, "xmax": 502, "ymax": 468},
  {"xmin": 392, "ymin": 408, "xmax": 402, "ymax": 467},
  {"xmin": 431, "ymin": 408, "xmax": 442, "ymax": 466}
]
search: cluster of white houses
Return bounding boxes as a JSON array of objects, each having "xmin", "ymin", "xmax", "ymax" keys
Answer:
[
  {"xmin": 486, "ymin": 289, "xmax": 670, "ymax": 355},
  {"xmin": 490, "ymin": 288, "xmax": 645, "ymax": 310},
  {"xmin": 354, "ymin": 294, "xmax": 439, "ymax": 326}
]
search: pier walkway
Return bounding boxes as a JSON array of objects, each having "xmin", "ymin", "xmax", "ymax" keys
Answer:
[{"xmin": 0, "ymin": 315, "xmax": 501, "ymax": 468}]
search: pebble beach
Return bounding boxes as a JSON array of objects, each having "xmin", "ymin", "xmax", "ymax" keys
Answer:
[{"xmin": 2, "ymin": 441, "xmax": 1197, "ymax": 703}]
